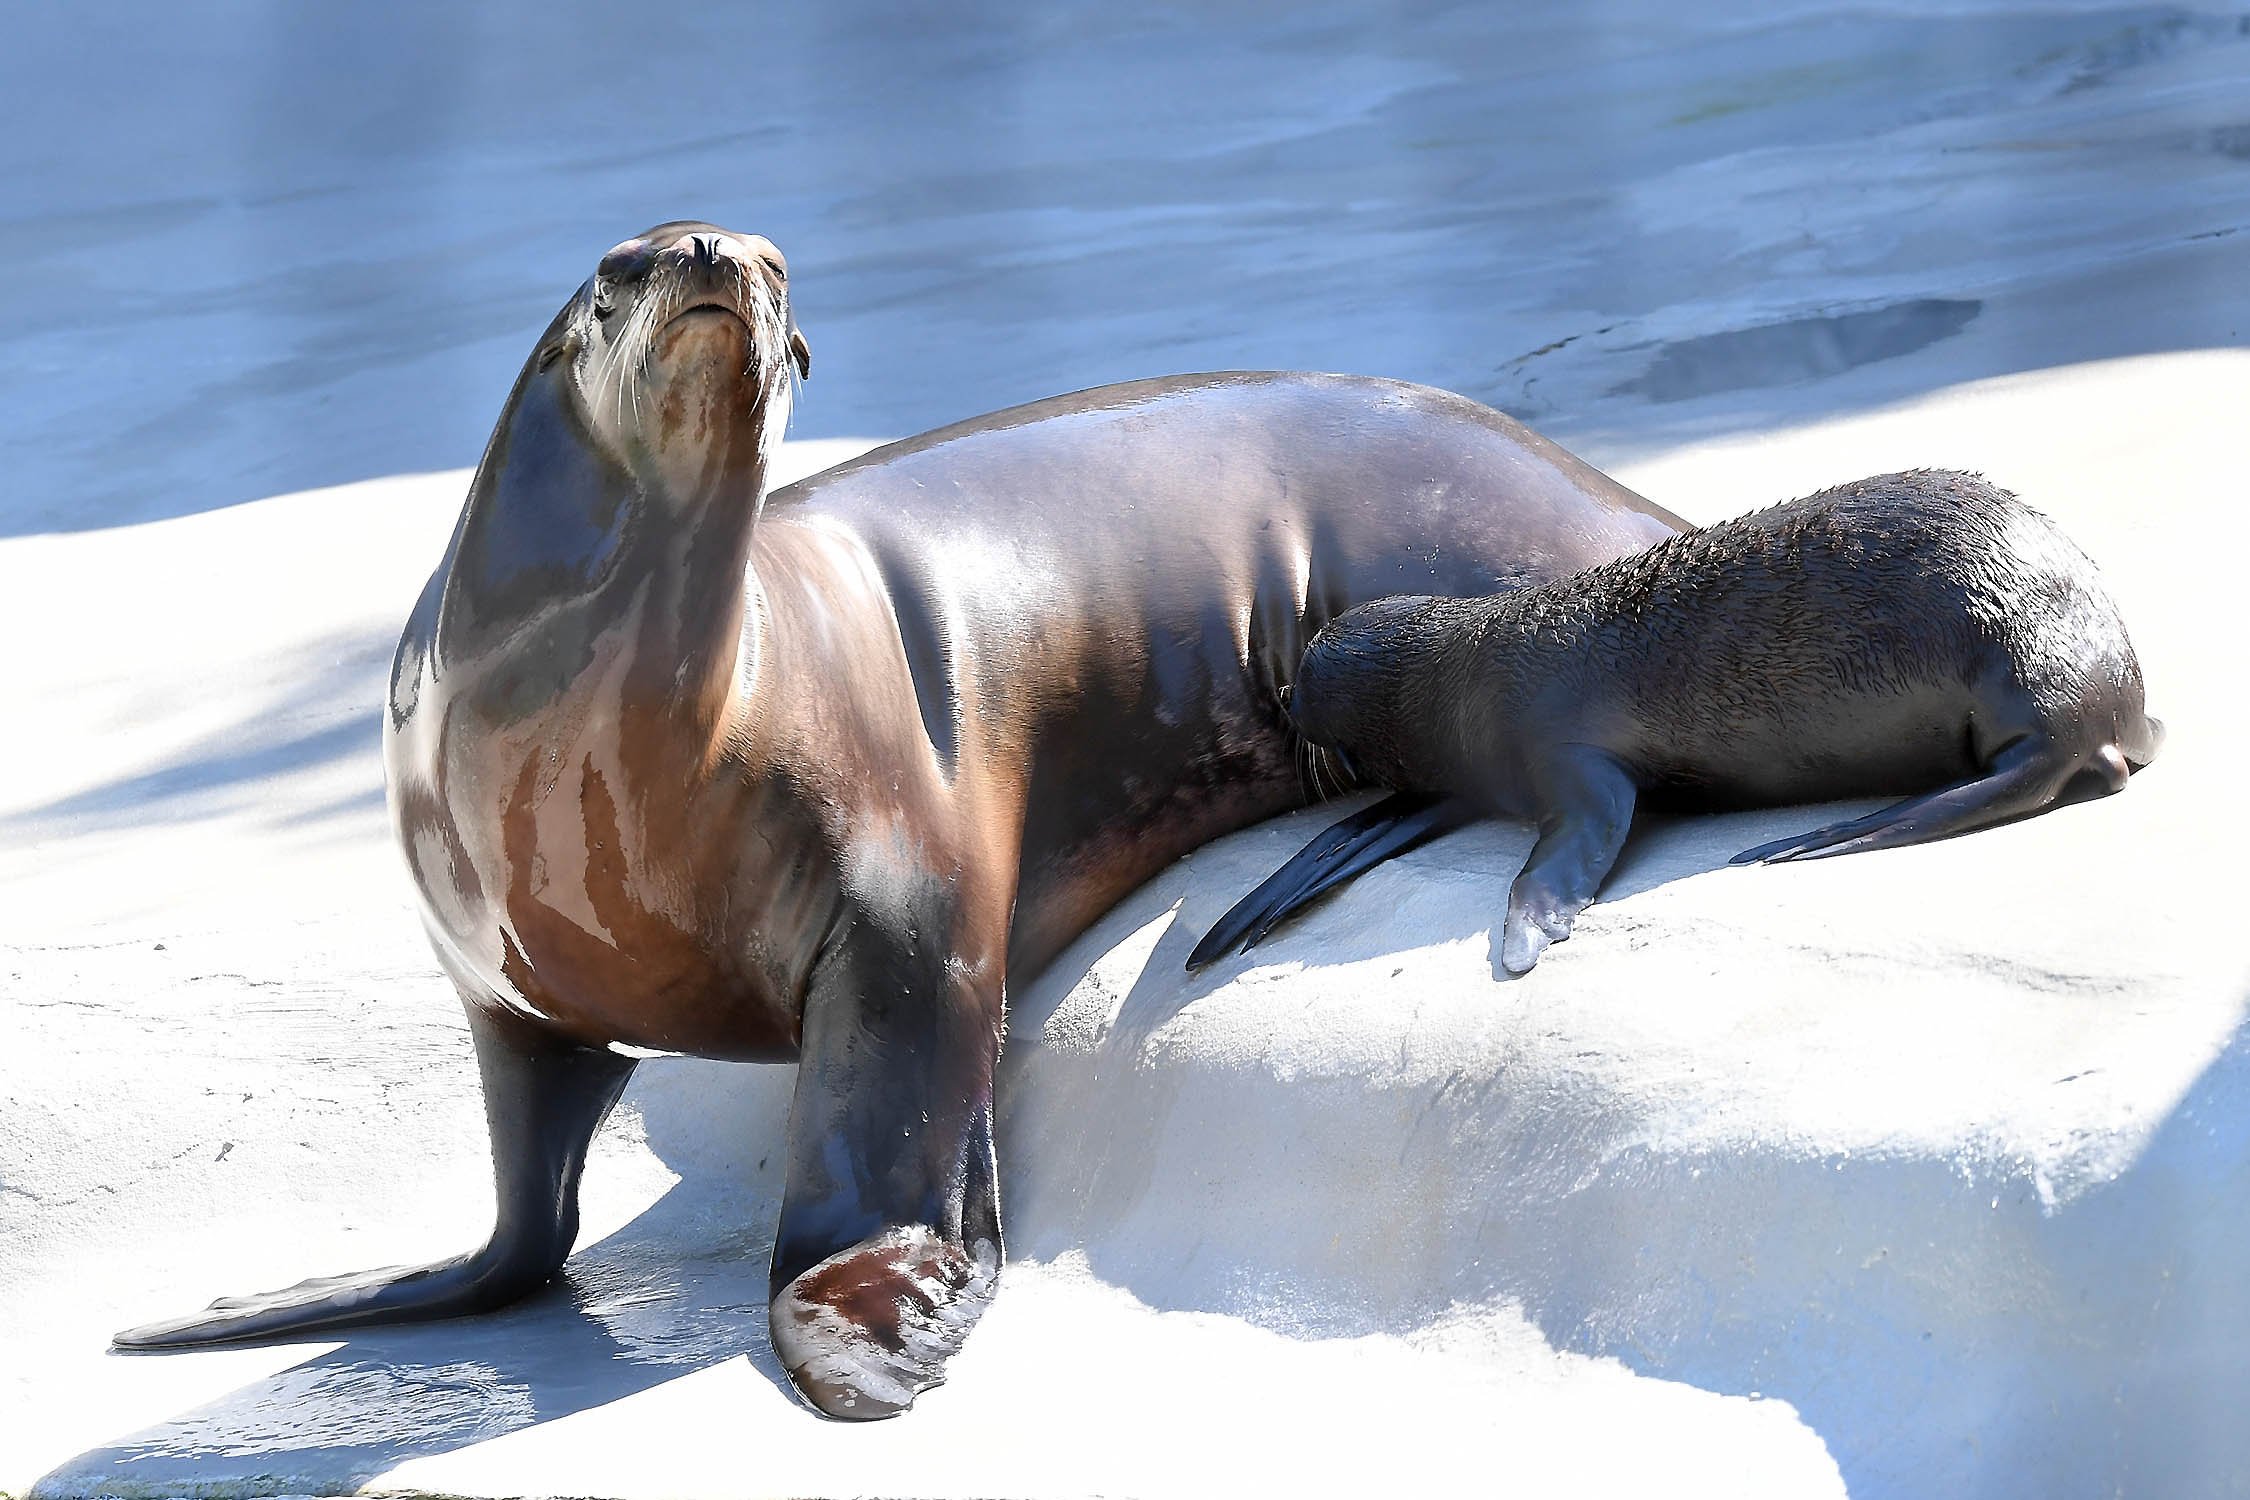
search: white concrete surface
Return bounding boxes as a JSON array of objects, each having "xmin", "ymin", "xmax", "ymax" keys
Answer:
[
  {"xmin": 1010, "ymin": 354, "xmax": 2250, "ymax": 1497},
  {"xmin": 6, "ymin": 355, "xmax": 2245, "ymax": 1499},
  {"xmin": 5, "ymin": 2, "xmax": 2249, "ymax": 1497},
  {"xmin": 0, "ymin": 438, "xmax": 1848, "ymax": 1499}
]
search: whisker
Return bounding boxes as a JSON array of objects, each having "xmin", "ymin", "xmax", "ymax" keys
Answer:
[{"xmin": 582, "ymin": 254, "xmax": 801, "ymax": 450}]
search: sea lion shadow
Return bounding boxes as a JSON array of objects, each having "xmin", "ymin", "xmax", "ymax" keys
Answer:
[
  {"xmin": 1168, "ymin": 784, "xmax": 2130, "ymax": 988},
  {"xmin": 33, "ymin": 1059, "xmax": 801, "ymax": 1500},
  {"xmin": 1106, "ymin": 755, "xmax": 2150, "ymax": 1009},
  {"xmin": 38, "ymin": 1277, "xmax": 754, "ymax": 1499}
]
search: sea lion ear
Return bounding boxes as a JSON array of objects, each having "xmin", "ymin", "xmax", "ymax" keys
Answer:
[{"xmin": 789, "ymin": 325, "xmax": 812, "ymax": 380}]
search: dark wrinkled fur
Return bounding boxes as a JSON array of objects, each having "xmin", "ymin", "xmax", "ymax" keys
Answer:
[
  {"xmin": 1199, "ymin": 470, "xmax": 2160, "ymax": 974},
  {"xmin": 1295, "ymin": 469, "xmax": 2158, "ymax": 812}
]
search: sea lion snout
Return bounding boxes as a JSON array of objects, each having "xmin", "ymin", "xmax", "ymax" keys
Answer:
[
  {"xmin": 596, "ymin": 222, "xmax": 809, "ymax": 383},
  {"xmin": 601, "ymin": 222, "xmax": 766, "ymax": 278},
  {"xmin": 590, "ymin": 222, "xmax": 787, "ymax": 328},
  {"xmin": 653, "ymin": 228, "xmax": 754, "ymax": 287},
  {"xmin": 1285, "ymin": 651, "xmax": 1349, "ymax": 751},
  {"xmin": 566, "ymin": 220, "xmax": 806, "ymax": 497},
  {"xmin": 1288, "ymin": 599, "xmax": 1415, "ymax": 751}
]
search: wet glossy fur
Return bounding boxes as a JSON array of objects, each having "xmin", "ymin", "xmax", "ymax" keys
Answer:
[{"xmin": 113, "ymin": 221, "xmax": 1688, "ymax": 1418}]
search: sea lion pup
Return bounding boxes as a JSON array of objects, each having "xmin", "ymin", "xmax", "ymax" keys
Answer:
[
  {"xmin": 1189, "ymin": 469, "xmax": 2162, "ymax": 976},
  {"xmin": 110, "ymin": 222, "xmax": 1690, "ymax": 1418}
]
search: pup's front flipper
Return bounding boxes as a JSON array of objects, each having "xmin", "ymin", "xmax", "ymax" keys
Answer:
[
  {"xmin": 1498, "ymin": 746, "xmax": 1638, "ymax": 975},
  {"xmin": 1729, "ymin": 732, "xmax": 2077, "ymax": 864},
  {"xmin": 768, "ymin": 900, "xmax": 1004, "ymax": 1420},
  {"xmin": 1184, "ymin": 792, "xmax": 1474, "ymax": 969}
]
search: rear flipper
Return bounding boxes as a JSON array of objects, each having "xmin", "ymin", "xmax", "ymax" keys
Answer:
[
  {"xmin": 113, "ymin": 1004, "xmax": 634, "ymax": 1350},
  {"xmin": 1729, "ymin": 731, "xmax": 2086, "ymax": 865},
  {"xmin": 1184, "ymin": 792, "xmax": 1476, "ymax": 970},
  {"xmin": 1497, "ymin": 746, "xmax": 1639, "ymax": 975}
]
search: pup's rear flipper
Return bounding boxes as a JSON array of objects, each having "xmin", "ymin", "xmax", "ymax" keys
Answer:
[
  {"xmin": 1186, "ymin": 793, "xmax": 1474, "ymax": 969},
  {"xmin": 1729, "ymin": 732, "xmax": 2079, "ymax": 865}
]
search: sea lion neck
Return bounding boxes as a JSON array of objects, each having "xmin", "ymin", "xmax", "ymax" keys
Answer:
[{"xmin": 433, "ymin": 361, "xmax": 773, "ymax": 749}]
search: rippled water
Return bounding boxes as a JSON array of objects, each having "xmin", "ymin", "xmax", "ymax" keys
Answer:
[{"xmin": 3, "ymin": 2, "xmax": 2246, "ymax": 532}]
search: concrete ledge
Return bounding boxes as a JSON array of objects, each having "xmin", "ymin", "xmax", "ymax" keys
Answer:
[{"xmin": 5, "ymin": 357, "xmax": 2247, "ymax": 1498}]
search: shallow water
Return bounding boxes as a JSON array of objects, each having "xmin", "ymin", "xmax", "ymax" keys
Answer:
[{"xmin": 2, "ymin": 1, "xmax": 2246, "ymax": 532}]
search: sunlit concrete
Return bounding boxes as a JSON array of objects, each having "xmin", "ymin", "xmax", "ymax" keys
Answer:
[
  {"xmin": 5, "ymin": 1, "xmax": 2250, "ymax": 1496},
  {"xmin": 7, "ymin": 354, "xmax": 2246, "ymax": 1499}
]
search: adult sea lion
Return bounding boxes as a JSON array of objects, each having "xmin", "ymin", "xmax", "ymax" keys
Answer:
[
  {"xmin": 112, "ymin": 220, "xmax": 1686, "ymax": 1417},
  {"xmin": 1191, "ymin": 469, "xmax": 2161, "ymax": 975}
]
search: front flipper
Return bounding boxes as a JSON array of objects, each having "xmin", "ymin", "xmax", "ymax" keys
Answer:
[
  {"xmin": 115, "ymin": 1003, "xmax": 634, "ymax": 1349},
  {"xmin": 1498, "ymin": 746, "xmax": 1638, "ymax": 975},
  {"xmin": 1184, "ymin": 792, "xmax": 1475, "ymax": 969},
  {"xmin": 769, "ymin": 903, "xmax": 1004, "ymax": 1420},
  {"xmin": 1728, "ymin": 733, "xmax": 2074, "ymax": 865}
]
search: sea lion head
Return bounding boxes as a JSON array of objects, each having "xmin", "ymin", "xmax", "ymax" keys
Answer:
[
  {"xmin": 1288, "ymin": 595, "xmax": 1456, "ymax": 786},
  {"xmin": 525, "ymin": 220, "xmax": 811, "ymax": 501}
]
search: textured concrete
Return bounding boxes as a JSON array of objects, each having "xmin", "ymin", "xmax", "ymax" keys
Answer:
[
  {"xmin": 5, "ymin": 2, "xmax": 2250, "ymax": 1496},
  {"xmin": 6, "ymin": 355, "xmax": 2246, "ymax": 1499}
]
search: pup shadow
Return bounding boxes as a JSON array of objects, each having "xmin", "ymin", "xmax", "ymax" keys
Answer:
[
  {"xmin": 1035, "ymin": 793, "xmax": 1887, "ymax": 1037},
  {"xmin": 1122, "ymin": 768, "xmax": 2129, "ymax": 1008}
]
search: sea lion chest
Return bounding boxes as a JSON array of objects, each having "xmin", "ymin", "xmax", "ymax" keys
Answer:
[{"xmin": 387, "ymin": 592, "xmax": 829, "ymax": 1060}]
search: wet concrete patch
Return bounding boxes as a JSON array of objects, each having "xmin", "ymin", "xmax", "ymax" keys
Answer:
[{"xmin": 1613, "ymin": 300, "xmax": 1983, "ymax": 405}]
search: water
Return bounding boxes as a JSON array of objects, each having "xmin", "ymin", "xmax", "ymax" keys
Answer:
[{"xmin": 4, "ymin": 2, "xmax": 2245, "ymax": 533}]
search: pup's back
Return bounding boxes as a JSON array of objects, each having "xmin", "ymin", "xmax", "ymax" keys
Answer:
[{"xmin": 1504, "ymin": 469, "xmax": 2155, "ymax": 806}]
